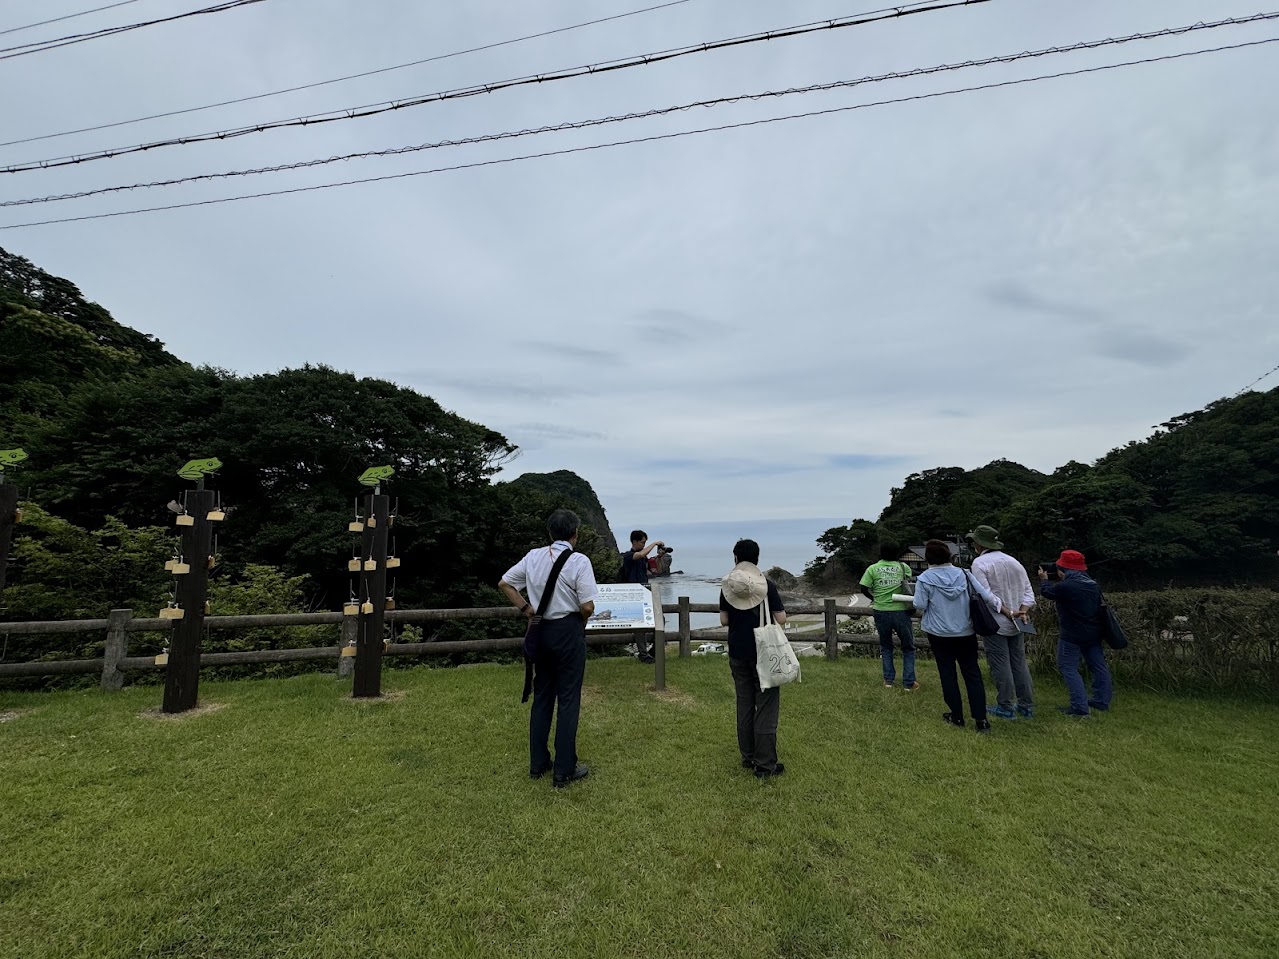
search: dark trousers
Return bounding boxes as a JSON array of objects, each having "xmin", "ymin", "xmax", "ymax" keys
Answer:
[
  {"xmin": 928, "ymin": 634, "xmax": 987, "ymax": 723},
  {"xmin": 529, "ymin": 614, "xmax": 587, "ymax": 779},
  {"xmin": 729, "ymin": 657, "xmax": 780, "ymax": 772}
]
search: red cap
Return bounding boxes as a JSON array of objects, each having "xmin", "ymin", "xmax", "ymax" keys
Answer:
[{"xmin": 1056, "ymin": 549, "xmax": 1088, "ymax": 571}]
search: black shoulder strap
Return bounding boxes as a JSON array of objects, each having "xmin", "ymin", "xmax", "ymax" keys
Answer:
[{"xmin": 537, "ymin": 547, "xmax": 574, "ymax": 616}]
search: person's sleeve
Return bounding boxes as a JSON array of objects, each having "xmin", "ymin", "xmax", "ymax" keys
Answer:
[
  {"xmin": 913, "ymin": 580, "xmax": 928, "ymax": 611},
  {"xmin": 858, "ymin": 566, "xmax": 875, "ymax": 588},
  {"xmin": 768, "ymin": 580, "xmax": 784, "ymax": 613},
  {"xmin": 719, "ymin": 591, "xmax": 730, "ymax": 612},
  {"xmin": 574, "ymin": 556, "xmax": 598, "ymax": 604},
  {"xmin": 1040, "ymin": 579, "xmax": 1061, "ymax": 600},
  {"xmin": 972, "ymin": 573, "xmax": 1002, "ymax": 612},
  {"xmin": 971, "ymin": 562, "xmax": 992, "ymax": 592},
  {"xmin": 501, "ymin": 555, "xmax": 527, "ymax": 590},
  {"xmin": 1018, "ymin": 569, "xmax": 1036, "ymax": 609}
]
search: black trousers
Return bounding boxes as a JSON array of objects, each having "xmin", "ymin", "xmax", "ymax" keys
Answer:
[
  {"xmin": 928, "ymin": 633, "xmax": 987, "ymax": 723},
  {"xmin": 529, "ymin": 613, "xmax": 587, "ymax": 778},
  {"xmin": 729, "ymin": 657, "xmax": 780, "ymax": 772}
]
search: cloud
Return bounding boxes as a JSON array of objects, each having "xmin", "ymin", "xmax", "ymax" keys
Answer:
[
  {"xmin": 630, "ymin": 308, "xmax": 725, "ymax": 341},
  {"xmin": 508, "ymin": 422, "xmax": 606, "ymax": 441},
  {"xmin": 518, "ymin": 341, "xmax": 612, "ymax": 362},
  {"xmin": 982, "ymin": 280, "xmax": 1102, "ymax": 321},
  {"xmin": 826, "ymin": 453, "xmax": 912, "ymax": 470}
]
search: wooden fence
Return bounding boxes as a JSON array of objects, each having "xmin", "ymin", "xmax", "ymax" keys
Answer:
[{"xmin": 0, "ymin": 599, "xmax": 895, "ymax": 691}]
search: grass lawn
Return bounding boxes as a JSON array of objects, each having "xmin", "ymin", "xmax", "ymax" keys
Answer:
[{"xmin": 1, "ymin": 655, "xmax": 1276, "ymax": 959}]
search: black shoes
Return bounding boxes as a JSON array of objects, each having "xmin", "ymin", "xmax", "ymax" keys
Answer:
[
  {"xmin": 530, "ymin": 766, "xmax": 551, "ymax": 780},
  {"xmin": 553, "ymin": 764, "xmax": 590, "ymax": 788},
  {"xmin": 741, "ymin": 758, "xmax": 755, "ymax": 770},
  {"xmin": 755, "ymin": 763, "xmax": 785, "ymax": 779},
  {"xmin": 942, "ymin": 712, "xmax": 966, "ymax": 727},
  {"xmin": 975, "ymin": 718, "xmax": 992, "ymax": 734},
  {"xmin": 638, "ymin": 653, "xmax": 655, "ymax": 664}
]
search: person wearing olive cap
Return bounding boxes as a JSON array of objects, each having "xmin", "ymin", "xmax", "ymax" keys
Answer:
[
  {"xmin": 718, "ymin": 538, "xmax": 788, "ymax": 778},
  {"xmin": 967, "ymin": 525, "xmax": 1036, "ymax": 719},
  {"xmin": 1038, "ymin": 549, "xmax": 1113, "ymax": 717}
]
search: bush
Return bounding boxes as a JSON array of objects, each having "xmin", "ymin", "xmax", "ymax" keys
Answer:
[{"xmin": 1028, "ymin": 588, "xmax": 1279, "ymax": 694}]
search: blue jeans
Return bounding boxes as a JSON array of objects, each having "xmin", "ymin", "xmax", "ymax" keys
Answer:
[
  {"xmin": 1057, "ymin": 639, "xmax": 1112, "ymax": 714},
  {"xmin": 873, "ymin": 610, "xmax": 916, "ymax": 686}
]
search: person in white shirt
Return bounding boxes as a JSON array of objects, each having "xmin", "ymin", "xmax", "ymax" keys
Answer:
[
  {"xmin": 500, "ymin": 509, "xmax": 598, "ymax": 787},
  {"xmin": 967, "ymin": 525, "xmax": 1036, "ymax": 720}
]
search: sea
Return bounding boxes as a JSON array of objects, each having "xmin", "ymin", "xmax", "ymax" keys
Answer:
[{"xmin": 610, "ymin": 517, "xmax": 846, "ymax": 630}]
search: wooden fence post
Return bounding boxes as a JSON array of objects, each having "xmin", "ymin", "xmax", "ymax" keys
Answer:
[
  {"xmin": 163, "ymin": 488, "xmax": 215, "ymax": 713},
  {"xmin": 824, "ymin": 598, "xmax": 838, "ymax": 661},
  {"xmin": 0, "ymin": 483, "xmax": 19, "ymax": 598},
  {"xmin": 102, "ymin": 608, "xmax": 131, "ymax": 691},
  {"xmin": 353, "ymin": 492, "xmax": 390, "ymax": 698},
  {"xmin": 337, "ymin": 614, "xmax": 357, "ymax": 678},
  {"xmin": 653, "ymin": 584, "xmax": 666, "ymax": 691},
  {"xmin": 678, "ymin": 596, "xmax": 691, "ymax": 657}
]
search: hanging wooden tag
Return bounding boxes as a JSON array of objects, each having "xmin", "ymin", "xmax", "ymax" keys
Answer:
[
  {"xmin": 207, "ymin": 555, "xmax": 219, "ymax": 570},
  {"xmin": 340, "ymin": 645, "xmax": 357, "ymax": 657},
  {"xmin": 366, "ymin": 516, "xmax": 377, "ymax": 528},
  {"xmin": 171, "ymin": 562, "xmax": 191, "ymax": 575},
  {"xmin": 154, "ymin": 653, "xmax": 170, "ymax": 666},
  {"xmin": 388, "ymin": 514, "xmax": 395, "ymax": 527},
  {"xmin": 363, "ymin": 559, "xmax": 377, "ymax": 571},
  {"xmin": 343, "ymin": 602, "xmax": 360, "ymax": 616},
  {"xmin": 386, "ymin": 557, "xmax": 401, "ymax": 569},
  {"xmin": 385, "ymin": 598, "xmax": 396, "ymax": 610},
  {"xmin": 176, "ymin": 514, "xmax": 195, "ymax": 527},
  {"xmin": 348, "ymin": 521, "xmax": 364, "ymax": 533},
  {"xmin": 159, "ymin": 607, "xmax": 185, "ymax": 620},
  {"xmin": 207, "ymin": 510, "xmax": 226, "ymax": 522},
  {"xmin": 347, "ymin": 558, "xmax": 361, "ymax": 572},
  {"xmin": 164, "ymin": 558, "xmax": 177, "ymax": 572},
  {"xmin": 204, "ymin": 602, "xmax": 211, "ymax": 615},
  {"xmin": 361, "ymin": 601, "xmax": 374, "ymax": 614},
  {"xmin": 13, "ymin": 508, "xmax": 22, "ymax": 523}
]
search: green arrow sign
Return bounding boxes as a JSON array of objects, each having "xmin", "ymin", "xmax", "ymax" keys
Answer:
[
  {"xmin": 0, "ymin": 448, "xmax": 28, "ymax": 470},
  {"xmin": 358, "ymin": 466, "xmax": 395, "ymax": 487},
  {"xmin": 177, "ymin": 457, "xmax": 222, "ymax": 480}
]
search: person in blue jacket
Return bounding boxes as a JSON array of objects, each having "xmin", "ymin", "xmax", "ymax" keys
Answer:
[
  {"xmin": 913, "ymin": 539, "xmax": 1002, "ymax": 732},
  {"xmin": 1038, "ymin": 549, "xmax": 1113, "ymax": 717}
]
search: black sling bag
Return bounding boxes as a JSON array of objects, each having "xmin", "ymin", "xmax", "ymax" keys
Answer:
[{"xmin": 521, "ymin": 547, "xmax": 574, "ymax": 703}]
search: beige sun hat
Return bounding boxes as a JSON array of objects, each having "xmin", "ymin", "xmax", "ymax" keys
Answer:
[{"xmin": 721, "ymin": 562, "xmax": 768, "ymax": 610}]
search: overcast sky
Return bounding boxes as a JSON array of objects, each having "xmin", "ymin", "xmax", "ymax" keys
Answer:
[{"xmin": 3, "ymin": 0, "xmax": 1277, "ymax": 529}]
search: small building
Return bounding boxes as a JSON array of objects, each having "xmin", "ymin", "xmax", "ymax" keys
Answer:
[{"xmin": 901, "ymin": 539, "xmax": 971, "ymax": 573}]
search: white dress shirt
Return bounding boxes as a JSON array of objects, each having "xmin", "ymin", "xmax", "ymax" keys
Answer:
[
  {"xmin": 501, "ymin": 541, "xmax": 598, "ymax": 620},
  {"xmin": 970, "ymin": 550, "xmax": 1036, "ymax": 636}
]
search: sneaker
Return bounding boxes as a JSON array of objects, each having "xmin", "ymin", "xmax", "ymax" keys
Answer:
[
  {"xmin": 552, "ymin": 764, "xmax": 590, "ymax": 788},
  {"xmin": 1056, "ymin": 706, "xmax": 1089, "ymax": 717},
  {"xmin": 988, "ymin": 705, "xmax": 1017, "ymax": 720},
  {"xmin": 638, "ymin": 654, "xmax": 655, "ymax": 664},
  {"xmin": 1016, "ymin": 705, "xmax": 1035, "ymax": 719},
  {"xmin": 904, "ymin": 681, "xmax": 921, "ymax": 692},
  {"xmin": 883, "ymin": 681, "xmax": 895, "ymax": 688},
  {"xmin": 975, "ymin": 718, "xmax": 992, "ymax": 734},
  {"xmin": 942, "ymin": 712, "xmax": 965, "ymax": 728},
  {"xmin": 741, "ymin": 758, "xmax": 755, "ymax": 770},
  {"xmin": 1087, "ymin": 700, "xmax": 1110, "ymax": 712},
  {"xmin": 755, "ymin": 763, "xmax": 786, "ymax": 779}
]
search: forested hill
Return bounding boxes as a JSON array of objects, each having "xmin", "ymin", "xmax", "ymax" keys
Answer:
[
  {"xmin": 508, "ymin": 471, "xmax": 618, "ymax": 553},
  {"xmin": 0, "ymin": 248, "xmax": 616, "ymax": 620},
  {"xmin": 815, "ymin": 388, "xmax": 1279, "ymax": 588}
]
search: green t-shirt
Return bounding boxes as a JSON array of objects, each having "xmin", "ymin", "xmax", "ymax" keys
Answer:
[{"xmin": 859, "ymin": 561, "xmax": 913, "ymax": 611}]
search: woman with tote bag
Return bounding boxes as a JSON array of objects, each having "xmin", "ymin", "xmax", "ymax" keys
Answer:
[{"xmin": 718, "ymin": 539, "xmax": 789, "ymax": 779}]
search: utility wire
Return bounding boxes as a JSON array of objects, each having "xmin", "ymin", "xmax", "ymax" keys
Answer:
[
  {"xmin": 1234, "ymin": 362, "xmax": 1279, "ymax": 396},
  {"xmin": 0, "ymin": 0, "xmax": 269, "ymax": 61},
  {"xmin": 3, "ymin": 35, "xmax": 1272, "ymax": 231},
  {"xmin": 0, "ymin": 0, "xmax": 991, "ymax": 173},
  {"xmin": 0, "ymin": 0, "xmax": 701, "ymax": 149},
  {"xmin": 7, "ymin": 14, "xmax": 1272, "ymax": 209},
  {"xmin": 0, "ymin": 0, "xmax": 144, "ymax": 38}
]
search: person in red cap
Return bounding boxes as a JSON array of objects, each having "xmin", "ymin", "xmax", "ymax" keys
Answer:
[{"xmin": 1038, "ymin": 549, "xmax": 1113, "ymax": 716}]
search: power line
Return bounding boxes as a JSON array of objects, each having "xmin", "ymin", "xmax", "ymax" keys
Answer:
[
  {"xmin": 0, "ymin": 0, "xmax": 991, "ymax": 174},
  {"xmin": 0, "ymin": 0, "xmax": 144, "ymax": 38},
  {"xmin": 8, "ymin": 14, "xmax": 1272, "ymax": 209},
  {"xmin": 1234, "ymin": 362, "xmax": 1279, "ymax": 396},
  {"xmin": 4, "ymin": 35, "xmax": 1272, "ymax": 231},
  {"xmin": 0, "ymin": 0, "xmax": 701, "ymax": 149},
  {"xmin": 0, "ymin": 0, "xmax": 269, "ymax": 61}
]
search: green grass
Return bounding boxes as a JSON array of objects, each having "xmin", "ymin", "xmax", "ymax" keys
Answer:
[{"xmin": 2, "ymin": 656, "xmax": 1276, "ymax": 959}]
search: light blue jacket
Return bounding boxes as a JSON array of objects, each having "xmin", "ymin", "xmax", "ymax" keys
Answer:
[{"xmin": 913, "ymin": 564, "xmax": 1001, "ymax": 637}]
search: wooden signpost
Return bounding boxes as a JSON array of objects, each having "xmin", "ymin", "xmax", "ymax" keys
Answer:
[
  {"xmin": 161, "ymin": 458, "xmax": 222, "ymax": 714},
  {"xmin": 0, "ymin": 448, "xmax": 28, "ymax": 599},
  {"xmin": 351, "ymin": 466, "xmax": 395, "ymax": 699}
]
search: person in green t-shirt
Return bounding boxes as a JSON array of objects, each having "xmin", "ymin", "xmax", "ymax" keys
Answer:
[{"xmin": 859, "ymin": 542, "xmax": 918, "ymax": 689}]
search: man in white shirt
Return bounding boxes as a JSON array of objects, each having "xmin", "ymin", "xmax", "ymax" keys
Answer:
[
  {"xmin": 500, "ymin": 509, "xmax": 599, "ymax": 787},
  {"xmin": 968, "ymin": 525, "xmax": 1036, "ymax": 719}
]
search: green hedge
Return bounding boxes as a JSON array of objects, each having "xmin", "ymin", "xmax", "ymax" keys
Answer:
[{"xmin": 1028, "ymin": 589, "xmax": 1279, "ymax": 694}]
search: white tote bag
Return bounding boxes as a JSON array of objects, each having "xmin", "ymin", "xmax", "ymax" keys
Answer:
[{"xmin": 754, "ymin": 592, "xmax": 801, "ymax": 690}]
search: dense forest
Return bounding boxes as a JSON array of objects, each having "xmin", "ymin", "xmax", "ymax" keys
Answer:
[
  {"xmin": 812, "ymin": 391, "xmax": 1279, "ymax": 588},
  {"xmin": 0, "ymin": 247, "xmax": 617, "ymax": 625}
]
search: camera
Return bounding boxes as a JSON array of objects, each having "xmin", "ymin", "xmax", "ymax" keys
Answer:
[
  {"xmin": 1037, "ymin": 562, "xmax": 1060, "ymax": 581},
  {"xmin": 661, "ymin": 546, "xmax": 674, "ymax": 554}
]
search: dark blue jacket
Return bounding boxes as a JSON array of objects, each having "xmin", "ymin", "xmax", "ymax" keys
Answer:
[{"xmin": 1040, "ymin": 569, "xmax": 1102, "ymax": 646}]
